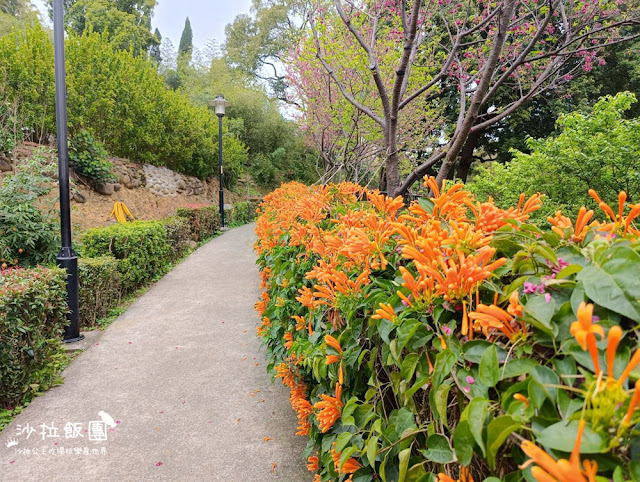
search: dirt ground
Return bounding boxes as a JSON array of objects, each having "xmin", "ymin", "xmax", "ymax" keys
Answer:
[
  {"xmin": 66, "ymin": 179, "xmax": 238, "ymax": 232},
  {"xmin": 6, "ymin": 142, "xmax": 256, "ymax": 233}
]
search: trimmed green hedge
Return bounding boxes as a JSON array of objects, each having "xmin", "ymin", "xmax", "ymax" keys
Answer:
[
  {"xmin": 177, "ymin": 205, "xmax": 220, "ymax": 242},
  {"xmin": 0, "ymin": 267, "xmax": 68, "ymax": 409},
  {"xmin": 163, "ymin": 217, "xmax": 192, "ymax": 263},
  {"xmin": 78, "ymin": 256, "xmax": 121, "ymax": 328},
  {"xmin": 80, "ymin": 221, "xmax": 169, "ymax": 293},
  {"xmin": 230, "ymin": 200, "xmax": 260, "ymax": 226}
]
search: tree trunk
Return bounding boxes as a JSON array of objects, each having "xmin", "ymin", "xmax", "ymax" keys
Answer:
[
  {"xmin": 457, "ymin": 130, "xmax": 481, "ymax": 182},
  {"xmin": 434, "ymin": 0, "xmax": 516, "ymax": 186}
]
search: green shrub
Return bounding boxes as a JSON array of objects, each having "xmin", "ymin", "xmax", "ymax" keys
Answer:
[
  {"xmin": 69, "ymin": 130, "xmax": 117, "ymax": 185},
  {"xmin": 0, "ymin": 266, "xmax": 68, "ymax": 409},
  {"xmin": 256, "ymin": 181, "xmax": 640, "ymax": 481},
  {"xmin": 78, "ymin": 255, "xmax": 121, "ymax": 328},
  {"xmin": 0, "ymin": 25, "xmax": 249, "ymax": 179},
  {"xmin": 0, "ymin": 151, "xmax": 59, "ymax": 268},
  {"xmin": 162, "ymin": 216, "xmax": 192, "ymax": 263},
  {"xmin": 230, "ymin": 200, "xmax": 258, "ymax": 226},
  {"xmin": 80, "ymin": 220, "xmax": 169, "ymax": 292},
  {"xmin": 0, "ymin": 99, "xmax": 16, "ymax": 154},
  {"xmin": 467, "ymin": 92, "xmax": 640, "ymax": 225},
  {"xmin": 177, "ymin": 205, "xmax": 220, "ymax": 242}
]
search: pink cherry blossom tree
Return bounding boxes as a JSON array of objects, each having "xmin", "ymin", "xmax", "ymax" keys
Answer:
[{"xmin": 289, "ymin": 0, "xmax": 640, "ymax": 196}]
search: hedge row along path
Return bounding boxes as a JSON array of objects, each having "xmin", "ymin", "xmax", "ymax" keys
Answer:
[{"xmin": 0, "ymin": 223, "xmax": 309, "ymax": 481}]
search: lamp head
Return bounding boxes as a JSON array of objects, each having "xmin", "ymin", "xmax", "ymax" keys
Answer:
[{"xmin": 209, "ymin": 94, "xmax": 230, "ymax": 116}]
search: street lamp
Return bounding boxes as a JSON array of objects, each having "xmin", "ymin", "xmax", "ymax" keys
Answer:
[
  {"xmin": 209, "ymin": 94, "xmax": 230, "ymax": 229},
  {"xmin": 53, "ymin": 0, "xmax": 82, "ymax": 342}
]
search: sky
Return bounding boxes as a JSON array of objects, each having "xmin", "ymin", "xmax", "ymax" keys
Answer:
[{"xmin": 31, "ymin": 0, "xmax": 254, "ymax": 49}]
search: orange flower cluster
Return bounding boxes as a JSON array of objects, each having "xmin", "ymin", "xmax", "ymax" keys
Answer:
[
  {"xmin": 275, "ymin": 362, "xmax": 312, "ymax": 436},
  {"xmin": 548, "ymin": 188, "xmax": 640, "ymax": 242},
  {"xmin": 331, "ymin": 442, "xmax": 362, "ymax": 480},
  {"xmin": 436, "ymin": 466, "xmax": 474, "ymax": 482},
  {"xmin": 395, "ymin": 178, "xmax": 537, "ymax": 331},
  {"xmin": 469, "ymin": 291, "xmax": 527, "ymax": 341},
  {"xmin": 570, "ymin": 302, "xmax": 640, "ymax": 427},
  {"xmin": 521, "ymin": 419, "xmax": 598, "ymax": 481}
]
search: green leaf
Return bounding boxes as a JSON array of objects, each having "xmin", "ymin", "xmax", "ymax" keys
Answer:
[
  {"xmin": 487, "ymin": 415, "xmax": 521, "ymax": 469},
  {"xmin": 335, "ymin": 432, "xmax": 352, "ymax": 453},
  {"xmin": 398, "ymin": 448, "xmax": 411, "ymax": 482},
  {"xmin": 434, "ymin": 384, "xmax": 452, "ymax": 427},
  {"xmin": 532, "ymin": 244, "xmax": 558, "ymax": 265},
  {"xmin": 479, "ymin": 345, "xmax": 499, "ymax": 387},
  {"xmin": 524, "ymin": 294, "xmax": 557, "ymax": 335},
  {"xmin": 453, "ymin": 421, "xmax": 475, "ymax": 465},
  {"xmin": 577, "ymin": 247, "xmax": 640, "ymax": 322},
  {"xmin": 460, "ymin": 398, "xmax": 488, "ymax": 456},
  {"xmin": 500, "ymin": 358, "xmax": 538, "ymax": 380},
  {"xmin": 367, "ymin": 435, "xmax": 379, "ymax": 468},
  {"xmin": 537, "ymin": 420, "xmax": 606, "ymax": 453},
  {"xmin": 416, "ymin": 197, "xmax": 434, "ymax": 214},
  {"xmin": 556, "ymin": 264, "xmax": 582, "ymax": 279},
  {"xmin": 401, "ymin": 353, "xmax": 421, "ymax": 381},
  {"xmin": 420, "ymin": 434, "xmax": 454, "ymax": 464},
  {"xmin": 432, "ymin": 349, "xmax": 457, "ymax": 391}
]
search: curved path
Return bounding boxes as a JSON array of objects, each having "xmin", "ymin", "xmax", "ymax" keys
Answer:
[{"xmin": 1, "ymin": 223, "xmax": 309, "ymax": 481}]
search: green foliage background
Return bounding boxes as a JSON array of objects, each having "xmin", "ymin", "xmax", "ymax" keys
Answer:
[{"xmin": 467, "ymin": 93, "xmax": 640, "ymax": 225}]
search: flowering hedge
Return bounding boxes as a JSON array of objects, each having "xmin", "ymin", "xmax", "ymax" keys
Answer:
[{"xmin": 254, "ymin": 179, "xmax": 640, "ymax": 481}]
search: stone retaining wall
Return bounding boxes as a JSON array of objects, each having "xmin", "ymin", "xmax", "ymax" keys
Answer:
[{"xmin": 110, "ymin": 159, "xmax": 205, "ymax": 197}]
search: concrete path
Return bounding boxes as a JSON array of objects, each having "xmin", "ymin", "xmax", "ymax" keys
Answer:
[{"xmin": 0, "ymin": 223, "xmax": 310, "ymax": 482}]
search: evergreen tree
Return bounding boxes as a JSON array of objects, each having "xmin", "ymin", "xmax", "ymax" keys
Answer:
[
  {"xmin": 178, "ymin": 16, "xmax": 192, "ymax": 63},
  {"xmin": 149, "ymin": 27, "xmax": 161, "ymax": 63}
]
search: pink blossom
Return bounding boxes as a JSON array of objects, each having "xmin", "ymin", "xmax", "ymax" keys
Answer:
[
  {"xmin": 465, "ymin": 376, "xmax": 475, "ymax": 385},
  {"xmin": 442, "ymin": 326, "xmax": 452, "ymax": 336}
]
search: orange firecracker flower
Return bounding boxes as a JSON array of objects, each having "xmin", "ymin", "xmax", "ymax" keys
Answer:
[
  {"xmin": 325, "ymin": 334, "xmax": 343, "ymax": 353},
  {"xmin": 521, "ymin": 419, "xmax": 598, "ymax": 481},
  {"xmin": 436, "ymin": 466, "xmax": 474, "ymax": 482},
  {"xmin": 589, "ymin": 189, "xmax": 640, "ymax": 238},
  {"xmin": 570, "ymin": 302, "xmax": 604, "ymax": 376},
  {"xmin": 284, "ymin": 332, "xmax": 294, "ymax": 350},
  {"xmin": 469, "ymin": 299, "xmax": 526, "ymax": 341},
  {"xmin": 292, "ymin": 315, "xmax": 307, "ymax": 332},
  {"xmin": 306, "ymin": 455, "xmax": 319, "ymax": 472},
  {"xmin": 331, "ymin": 442, "xmax": 362, "ymax": 475},
  {"xmin": 624, "ymin": 379, "xmax": 640, "ymax": 424},
  {"xmin": 314, "ymin": 383, "xmax": 343, "ymax": 433},
  {"xmin": 508, "ymin": 291, "xmax": 523, "ymax": 317},
  {"xmin": 548, "ymin": 207, "xmax": 596, "ymax": 243},
  {"xmin": 371, "ymin": 302, "xmax": 397, "ymax": 322}
]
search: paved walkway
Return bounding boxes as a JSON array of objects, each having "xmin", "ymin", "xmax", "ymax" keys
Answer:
[{"xmin": 0, "ymin": 223, "xmax": 309, "ymax": 482}]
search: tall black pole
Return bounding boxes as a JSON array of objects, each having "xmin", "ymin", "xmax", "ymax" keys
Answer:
[
  {"xmin": 217, "ymin": 114, "xmax": 225, "ymax": 229},
  {"xmin": 53, "ymin": 0, "xmax": 82, "ymax": 343}
]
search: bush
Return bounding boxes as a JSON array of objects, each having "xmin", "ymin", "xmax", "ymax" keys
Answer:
[
  {"xmin": 0, "ymin": 25, "xmax": 249, "ymax": 179},
  {"xmin": 69, "ymin": 130, "xmax": 117, "ymax": 185},
  {"xmin": 78, "ymin": 256, "xmax": 121, "ymax": 328},
  {"xmin": 467, "ymin": 92, "xmax": 640, "ymax": 226},
  {"xmin": 255, "ymin": 180, "xmax": 640, "ymax": 481},
  {"xmin": 0, "ymin": 150, "xmax": 59, "ymax": 268},
  {"xmin": 177, "ymin": 204, "xmax": 220, "ymax": 242},
  {"xmin": 230, "ymin": 200, "xmax": 259, "ymax": 226},
  {"xmin": 0, "ymin": 266, "xmax": 68, "ymax": 409},
  {"xmin": 80, "ymin": 221, "xmax": 169, "ymax": 293},
  {"xmin": 162, "ymin": 216, "xmax": 192, "ymax": 263}
]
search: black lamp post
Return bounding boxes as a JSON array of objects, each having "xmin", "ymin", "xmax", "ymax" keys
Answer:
[
  {"xmin": 209, "ymin": 94, "xmax": 230, "ymax": 229},
  {"xmin": 53, "ymin": 0, "xmax": 83, "ymax": 343}
]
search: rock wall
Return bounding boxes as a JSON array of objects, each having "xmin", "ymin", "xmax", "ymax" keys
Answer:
[
  {"xmin": 109, "ymin": 159, "xmax": 205, "ymax": 197},
  {"xmin": 143, "ymin": 164, "xmax": 205, "ymax": 197}
]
